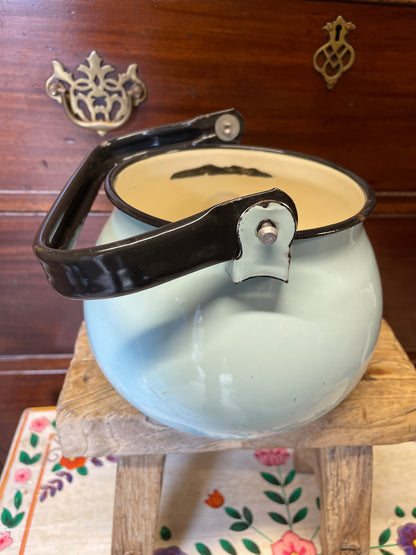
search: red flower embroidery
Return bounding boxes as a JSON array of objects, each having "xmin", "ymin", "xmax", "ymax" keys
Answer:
[
  {"xmin": 255, "ymin": 449, "xmax": 291, "ymax": 466},
  {"xmin": 29, "ymin": 416, "xmax": 49, "ymax": 433},
  {"xmin": 271, "ymin": 530, "xmax": 317, "ymax": 555},
  {"xmin": 59, "ymin": 456, "xmax": 87, "ymax": 470},
  {"xmin": 204, "ymin": 489, "xmax": 224, "ymax": 508},
  {"xmin": 0, "ymin": 531, "xmax": 13, "ymax": 551}
]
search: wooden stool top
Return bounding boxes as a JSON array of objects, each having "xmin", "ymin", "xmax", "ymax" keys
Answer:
[{"xmin": 56, "ymin": 320, "xmax": 416, "ymax": 457}]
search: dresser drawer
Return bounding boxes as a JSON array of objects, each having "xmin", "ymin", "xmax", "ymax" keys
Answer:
[{"xmin": 1, "ymin": 0, "xmax": 415, "ymax": 360}]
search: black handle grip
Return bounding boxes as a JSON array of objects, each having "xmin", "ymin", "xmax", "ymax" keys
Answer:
[
  {"xmin": 35, "ymin": 188, "xmax": 293, "ymax": 299},
  {"xmin": 34, "ymin": 110, "xmax": 286, "ymax": 300}
]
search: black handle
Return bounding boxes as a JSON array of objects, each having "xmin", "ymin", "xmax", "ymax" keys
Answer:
[
  {"xmin": 34, "ymin": 110, "xmax": 289, "ymax": 300},
  {"xmin": 36, "ymin": 187, "xmax": 295, "ymax": 299}
]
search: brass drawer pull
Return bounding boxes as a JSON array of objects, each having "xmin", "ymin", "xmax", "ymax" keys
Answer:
[
  {"xmin": 313, "ymin": 15, "xmax": 356, "ymax": 90},
  {"xmin": 46, "ymin": 51, "xmax": 147, "ymax": 136}
]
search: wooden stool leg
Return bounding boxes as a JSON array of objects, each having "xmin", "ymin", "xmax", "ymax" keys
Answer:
[
  {"xmin": 112, "ymin": 454, "xmax": 166, "ymax": 555},
  {"xmin": 293, "ymin": 448, "xmax": 315, "ymax": 474},
  {"xmin": 315, "ymin": 446, "xmax": 372, "ymax": 555}
]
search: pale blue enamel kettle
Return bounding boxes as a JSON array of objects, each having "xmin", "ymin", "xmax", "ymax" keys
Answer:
[{"xmin": 34, "ymin": 110, "xmax": 382, "ymax": 438}]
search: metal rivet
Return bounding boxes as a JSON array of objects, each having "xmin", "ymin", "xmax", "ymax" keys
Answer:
[
  {"xmin": 131, "ymin": 84, "xmax": 143, "ymax": 97},
  {"xmin": 257, "ymin": 220, "xmax": 278, "ymax": 245},
  {"xmin": 214, "ymin": 114, "xmax": 240, "ymax": 142},
  {"xmin": 48, "ymin": 83, "xmax": 61, "ymax": 96}
]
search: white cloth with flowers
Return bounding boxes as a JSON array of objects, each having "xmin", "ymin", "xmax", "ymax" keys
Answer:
[{"xmin": 0, "ymin": 408, "xmax": 415, "ymax": 554}]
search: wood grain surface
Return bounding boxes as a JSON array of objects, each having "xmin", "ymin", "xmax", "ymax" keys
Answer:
[
  {"xmin": 111, "ymin": 455, "xmax": 166, "ymax": 555},
  {"xmin": 315, "ymin": 445, "xmax": 373, "ymax": 554},
  {"xmin": 1, "ymin": 0, "xmax": 416, "ymax": 192}
]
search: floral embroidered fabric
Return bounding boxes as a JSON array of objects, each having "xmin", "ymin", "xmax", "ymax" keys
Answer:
[{"xmin": 0, "ymin": 409, "xmax": 415, "ymax": 554}]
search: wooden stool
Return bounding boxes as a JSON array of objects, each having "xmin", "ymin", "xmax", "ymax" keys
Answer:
[{"xmin": 56, "ymin": 320, "xmax": 416, "ymax": 555}]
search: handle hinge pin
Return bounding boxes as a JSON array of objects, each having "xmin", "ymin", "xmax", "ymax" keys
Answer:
[
  {"xmin": 214, "ymin": 114, "xmax": 240, "ymax": 142},
  {"xmin": 257, "ymin": 220, "xmax": 278, "ymax": 245}
]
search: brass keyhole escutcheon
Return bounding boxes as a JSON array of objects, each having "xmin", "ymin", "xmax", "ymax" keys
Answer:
[{"xmin": 313, "ymin": 15, "xmax": 356, "ymax": 90}]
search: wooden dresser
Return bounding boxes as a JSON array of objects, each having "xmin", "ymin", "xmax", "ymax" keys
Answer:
[{"xmin": 1, "ymin": 0, "xmax": 415, "ymax": 466}]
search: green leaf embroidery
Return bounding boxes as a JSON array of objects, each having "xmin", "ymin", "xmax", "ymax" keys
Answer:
[
  {"xmin": 1, "ymin": 508, "xmax": 12, "ymax": 527},
  {"xmin": 160, "ymin": 526, "xmax": 171, "ymax": 541},
  {"xmin": 289, "ymin": 487, "xmax": 302, "ymax": 504},
  {"xmin": 30, "ymin": 433, "xmax": 39, "ymax": 448},
  {"xmin": 378, "ymin": 528, "xmax": 391, "ymax": 546},
  {"xmin": 19, "ymin": 451, "xmax": 41, "ymax": 465},
  {"xmin": 1, "ymin": 509, "xmax": 24, "ymax": 529},
  {"xmin": 196, "ymin": 542, "xmax": 212, "ymax": 555},
  {"xmin": 395, "ymin": 506, "xmax": 405, "ymax": 518},
  {"xmin": 19, "ymin": 452, "xmax": 30, "ymax": 464},
  {"xmin": 293, "ymin": 507, "xmax": 308, "ymax": 523},
  {"xmin": 413, "ymin": 507, "xmax": 416, "ymax": 519},
  {"xmin": 268, "ymin": 512, "xmax": 288, "ymax": 525},
  {"xmin": 316, "ymin": 497, "xmax": 320, "ymax": 510},
  {"xmin": 14, "ymin": 490, "xmax": 22, "ymax": 510},
  {"xmin": 242, "ymin": 539, "xmax": 260, "ymax": 553},
  {"xmin": 380, "ymin": 550, "xmax": 394, "ymax": 555},
  {"xmin": 260, "ymin": 472, "xmax": 280, "ymax": 486},
  {"xmin": 284, "ymin": 469, "xmax": 296, "ymax": 485},
  {"xmin": 225, "ymin": 507, "xmax": 241, "ymax": 519},
  {"xmin": 230, "ymin": 522, "xmax": 249, "ymax": 532},
  {"xmin": 243, "ymin": 507, "xmax": 253, "ymax": 525},
  {"xmin": 219, "ymin": 539, "xmax": 237, "ymax": 554},
  {"xmin": 264, "ymin": 490, "xmax": 285, "ymax": 504},
  {"xmin": 7, "ymin": 512, "xmax": 25, "ymax": 529},
  {"xmin": 77, "ymin": 466, "xmax": 88, "ymax": 476},
  {"xmin": 52, "ymin": 463, "xmax": 63, "ymax": 472}
]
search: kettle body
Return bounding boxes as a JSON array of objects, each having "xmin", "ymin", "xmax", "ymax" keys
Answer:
[{"xmin": 84, "ymin": 205, "xmax": 381, "ymax": 438}]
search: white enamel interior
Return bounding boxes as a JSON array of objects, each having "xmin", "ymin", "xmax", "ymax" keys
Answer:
[{"xmin": 113, "ymin": 148, "xmax": 367, "ymax": 231}]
